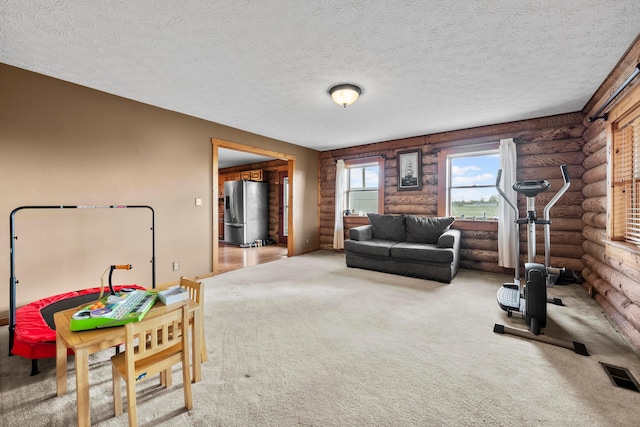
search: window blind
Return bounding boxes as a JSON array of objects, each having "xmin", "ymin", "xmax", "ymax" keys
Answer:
[{"xmin": 613, "ymin": 109, "xmax": 640, "ymax": 245}]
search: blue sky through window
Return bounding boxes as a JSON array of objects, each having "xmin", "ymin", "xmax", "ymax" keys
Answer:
[
  {"xmin": 450, "ymin": 152, "xmax": 500, "ymax": 203},
  {"xmin": 349, "ymin": 165, "xmax": 379, "ymax": 189}
]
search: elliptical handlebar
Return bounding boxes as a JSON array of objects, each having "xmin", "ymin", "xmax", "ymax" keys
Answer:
[
  {"xmin": 543, "ymin": 165, "xmax": 570, "ymax": 221},
  {"xmin": 560, "ymin": 164, "xmax": 570, "ymax": 184},
  {"xmin": 543, "ymin": 165, "xmax": 571, "ymax": 268}
]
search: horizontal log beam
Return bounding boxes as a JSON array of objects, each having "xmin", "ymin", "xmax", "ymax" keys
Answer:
[
  {"xmin": 460, "ymin": 229, "xmax": 497, "ymax": 239},
  {"xmin": 582, "ymin": 180, "xmax": 607, "ymax": 198},
  {"xmin": 385, "ymin": 205, "xmax": 437, "ymax": 215},
  {"xmin": 518, "ymin": 230, "xmax": 585, "ymax": 246},
  {"xmin": 461, "ymin": 238, "xmax": 498, "ymax": 251},
  {"xmin": 517, "ymin": 152, "xmax": 585, "ymax": 168},
  {"xmin": 460, "ymin": 259, "xmax": 512, "ymax": 275},
  {"xmin": 514, "ymin": 122, "xmax": 585, "ymax": 143},
  {"xmin": 582, "ymin": 240, "xmax": 606, "ymax": 264},
  {"xmin": 516, "ymin": 190, "xmax": 584, "ymax": 207},
  {"xmin": 461, "ymin": 249, "xmax": 498, "ymax": 263},
  {"xmin": 428, "ymin": 113, "xmax": 584, "ymax": 149},
  {"xmin": 520, "ymin": 243, "xmax": 583, "ymax": 258},
  {"xmin": 582, "ymin": 131, "xmax": 606, "ymax": 156},
  {"xmin": 518, "ymin": 165, "xmax": 585, "ymax": 180},
  {"xmin": 532, "ymin": 217, "xmax": 584, "ymax": 231},
  {"xmin": 582, "ymin": 226, "xmax": 607, "ymax": 244},
  {"xmin": 582, "ymin": 196, "xmax": 607, "ymax": 213},
  {"xmin": 582, "ymin": 163, "xmax": 606, "ymax": 184},
  {"xmin": 518, "ymin": 138, "xmax": 584, "ymax": 155},
  {"xmin": 582, "ymin": 145, "xmax": 607, "ymax": 170}
]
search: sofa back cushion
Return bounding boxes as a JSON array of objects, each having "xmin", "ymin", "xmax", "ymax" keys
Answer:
[
  {"xmin": 367, "ymin": 213, "xmax": 406, "ymax": 241},
  {"xmin": 405, "ymin": 215, "xmax": 455, "ymax": 244}
]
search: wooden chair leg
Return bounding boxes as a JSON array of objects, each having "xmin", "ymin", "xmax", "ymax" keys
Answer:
[
  {"xmin": 201, "ymin": 335, "xmax": 208, "ymax": 363},
  {"xmin": 188, "ymin": 317, "xmax": 208, "ymax": 364},
  {"xmin": 126, "ymin": 378, "xmax": 138, "ymax": 427},
  {"xmin": 112, "ymin": 366, "xmax": 123, "ymax": 416},
  {"xmin": 159, "ymin": 369, "xmax": 172, "ymax": 387},
  {"xmin": 183, "ymin": 356, "xmax": 193, "ymax": 410},
  {"xmin": 164, "ymin": 368, "xmax": 173, "ymax": 387}
]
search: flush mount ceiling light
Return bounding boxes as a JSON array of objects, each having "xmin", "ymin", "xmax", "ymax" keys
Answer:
[{"xmin": 329, "ymin": 84, "xmax": 362, "ymax": 108}]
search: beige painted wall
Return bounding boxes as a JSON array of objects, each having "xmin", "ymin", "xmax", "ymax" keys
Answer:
[{"xmin": 0, "ymin": 64, "xmax": 319, "ymax": 316}]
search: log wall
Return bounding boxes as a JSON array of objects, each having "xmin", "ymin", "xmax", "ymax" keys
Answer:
[
  {"xmin": 319, "ymin": 112, "xmax": 587, "ymax": 278},
  {"xmin": 579, "ymin": 37, "xmax": 640, "ymax": 352}
]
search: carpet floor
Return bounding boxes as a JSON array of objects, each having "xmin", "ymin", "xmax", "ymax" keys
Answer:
[{"xmin": 2, "ymin": 250, "xmax": 640, "ymax": 426}]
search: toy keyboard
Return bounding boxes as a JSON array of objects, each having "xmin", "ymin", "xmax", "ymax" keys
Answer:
[{"xmin": 69, "ymin": 289, "xmax": 157, "ymax": 331}]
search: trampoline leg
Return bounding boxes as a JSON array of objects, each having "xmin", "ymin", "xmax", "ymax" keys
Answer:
[
  {"xmin": 30, "ymin": 359, "xmax": 39, "ymax": 376},
  {"xmin": 9, "ymin": 326, "xmax": 15, "ymax": 357}
]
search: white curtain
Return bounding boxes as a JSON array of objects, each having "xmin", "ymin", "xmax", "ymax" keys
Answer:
[
  {"xmin": 498, "ymin": 138, "xmax": 517, "ymax": 268},
  {"xmin": 333, "ymin": 159, "xmax": 346, "ymax": 249}
]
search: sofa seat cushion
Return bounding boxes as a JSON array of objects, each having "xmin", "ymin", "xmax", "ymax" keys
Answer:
[
  {"xmin": 344, "ymin": 239, "xmax": 397, "ymax": 257},
  {"xmin": 390, "ymin": 242, "xmax": 454, "ymax": 264}
]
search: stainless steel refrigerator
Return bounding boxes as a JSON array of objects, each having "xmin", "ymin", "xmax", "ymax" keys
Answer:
[{"xmin": 224, "ymin": 180, "xmax": 269, "ymax": 245}]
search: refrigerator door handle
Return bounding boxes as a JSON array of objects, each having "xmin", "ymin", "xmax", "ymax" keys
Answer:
[{"xmin": 224, "ymin": 222, "xmax": 244, "ymax": 227}]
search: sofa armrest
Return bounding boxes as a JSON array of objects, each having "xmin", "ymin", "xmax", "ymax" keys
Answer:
[
  {"xmin": 437, "ymin": 229, "xmax": 460, "ymax": 248},
  {"xmin": 349, "ymin": 224, "xmax": 373, "ymax": 241}
]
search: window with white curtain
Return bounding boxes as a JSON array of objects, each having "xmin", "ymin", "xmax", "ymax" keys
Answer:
[{"xmin": 344, "ymin": 157, "xmax": 384, "ymax": 215}]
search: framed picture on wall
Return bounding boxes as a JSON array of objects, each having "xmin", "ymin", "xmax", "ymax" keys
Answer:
[{"xmin": 397, "ymin": 149, "xmax": 422, "ymax": 190}]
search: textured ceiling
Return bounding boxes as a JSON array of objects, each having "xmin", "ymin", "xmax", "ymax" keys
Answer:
[
  {"xmin": 1, "ymin": 1, "xmax": 639, "ymax": 155},
  {"xmin": 217, "ymin": 148, "xmax": 275, "ymax": 169}
]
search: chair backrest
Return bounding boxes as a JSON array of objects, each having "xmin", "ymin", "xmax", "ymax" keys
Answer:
[
  {"xmin": 124, "ymin": 303, "xmax": 189, "ymax": 366},
  {"xmin": 178, "ymin": 276, "xmax": 208, "ymax": 365},
  {"xmin": 179, "ymin": 277, "xmax": 204, "ymax": 304}
]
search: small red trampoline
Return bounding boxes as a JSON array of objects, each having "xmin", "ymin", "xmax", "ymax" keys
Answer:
[{"xmin": 11, "ymin": 285, "xmax": 145, "ymax": 361}]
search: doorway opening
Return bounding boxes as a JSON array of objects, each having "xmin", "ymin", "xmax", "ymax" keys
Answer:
[{"xmin": 212, "ymin": 138, "xmax": 295, "ymax": 275}]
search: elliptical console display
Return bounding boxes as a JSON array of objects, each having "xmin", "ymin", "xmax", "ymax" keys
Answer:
[{"xmin": 512, "ymin": 180, "xmax": 550, "ymax": 198}]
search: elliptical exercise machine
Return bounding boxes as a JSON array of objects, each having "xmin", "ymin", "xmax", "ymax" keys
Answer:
[{"xmin": 492, "ymin": 165, "xmax": 588, "ymax": 356}]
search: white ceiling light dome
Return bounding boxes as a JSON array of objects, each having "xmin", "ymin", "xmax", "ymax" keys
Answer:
[{"xmin": 329, "ymin": 84, "xmax": 362, "ymax": 108}]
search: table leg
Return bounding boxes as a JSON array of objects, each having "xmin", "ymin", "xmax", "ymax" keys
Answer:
[
  {"xmin": 192, "ymin": 308, "xmax": 202, "ymax": 383},
  {"xmin": 75, "ymin": 349, "xmax": 91, "ymax": 427},
  {"xmin": 56, "ymin": 334, "xmax": 68, "ymax": 395}
]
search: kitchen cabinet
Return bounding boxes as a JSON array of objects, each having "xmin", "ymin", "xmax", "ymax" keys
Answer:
[{"xmin": 218, "ymin": 169, "xmax": 266, "ymax": 198}]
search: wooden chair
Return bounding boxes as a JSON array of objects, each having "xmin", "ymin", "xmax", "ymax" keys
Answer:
[
  {"xmin": 158, "ymin": 277, "xmax": 208, "ymax": 364},
  {"xmin": 111, "ymin": 303, "xmax": 192, "ymax": 427}
]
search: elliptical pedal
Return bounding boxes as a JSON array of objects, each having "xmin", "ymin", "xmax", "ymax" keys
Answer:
[{"xmin": 497, "ymin": 284, "xmax": 521, "ymax": 314}]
